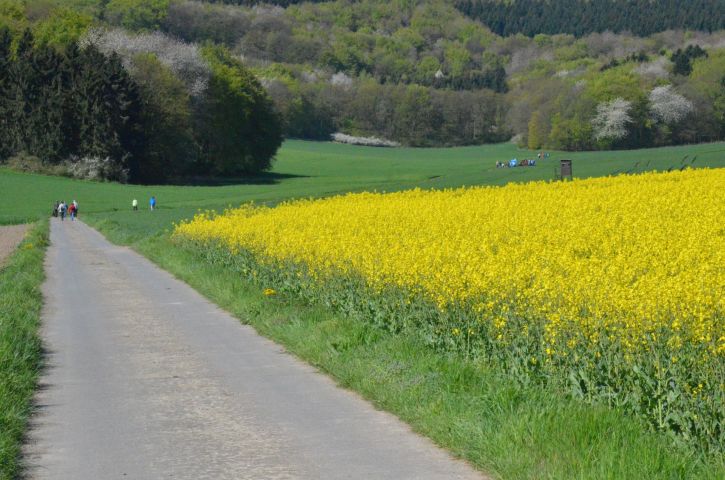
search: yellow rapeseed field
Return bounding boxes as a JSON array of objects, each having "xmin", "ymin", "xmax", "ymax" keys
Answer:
[
  {"xmin": 175, "ymin": 168, "xmax": 725, "ymax": 448},
  {"xmin": 176, "ymin": 168, "xmax": 724, "ymax": 360}
]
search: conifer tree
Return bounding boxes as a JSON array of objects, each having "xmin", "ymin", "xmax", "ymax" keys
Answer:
[{"xmin": 0, "ymin": 28, "xmax": 12, "ymax": 158}]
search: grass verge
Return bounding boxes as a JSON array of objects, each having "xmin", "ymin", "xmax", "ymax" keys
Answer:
[
  {"xmin": 87, "ymin": 217, "xmax": 723, "ymax": 480},
  {"xmin": 0, "ymin": 221, "xmax": 48, "ymax": 479}
]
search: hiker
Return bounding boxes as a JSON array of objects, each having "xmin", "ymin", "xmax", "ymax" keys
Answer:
[
  {"xmin": 52, "ymin": 201, "xmax": 59, "ymax": 218},
  {"xmin": 72, "ymin": 200, "xmax": 79, "ymax": 219},
  {"xmin": 150, "ymin": 196, "xmax": 156, "ymax": 211},
  {"xmin": 58, "ymin": 201, "xmax": 66, "ymax": 221},
  {"xmin": 69, "ymin": 202, "xmax": 77, "ymax": 221},
  {"xmin": 132, "ymin": 199, "xmax": 138, "ymax": 211}
]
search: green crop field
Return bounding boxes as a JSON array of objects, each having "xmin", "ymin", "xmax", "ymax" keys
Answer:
[{"xmin": 2, "ymin": 140, "xmax": 724, "ymax": 235}]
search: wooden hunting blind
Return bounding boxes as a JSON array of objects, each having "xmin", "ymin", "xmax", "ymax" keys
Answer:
[{"xmin": 559, "ymin": 159, "xmax": 572, "ymax": 180}]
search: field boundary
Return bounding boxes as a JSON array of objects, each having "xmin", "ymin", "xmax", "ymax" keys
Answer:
[{"xmin": 0, "ymin": 225, "xmax": 30, "ymax": 266}]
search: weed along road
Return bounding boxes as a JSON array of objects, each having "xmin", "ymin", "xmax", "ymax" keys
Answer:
[{"xmin": 22, "ymin": 219, "xmax": 483, "ymax": 479}]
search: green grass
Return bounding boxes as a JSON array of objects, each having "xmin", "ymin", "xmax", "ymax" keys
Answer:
[
  {"xmin": 2, "ymin": 140, "xmax": 724, "ymax": 234},
  {"xmin": 0, "ymin": 222, "xmax": 48, "ymax": 480},
  {"xmin": 107, "ymin": 233, "xmax": 721, "ymax": 480},
  {"xmin": 2, "ymin": 141, "xmax": 725, "ymax": 478}
]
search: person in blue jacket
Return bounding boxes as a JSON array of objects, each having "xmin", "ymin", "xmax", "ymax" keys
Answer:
[{"xmin": 150, "ymin": 196, "xmax": 156, "ymax": 211}]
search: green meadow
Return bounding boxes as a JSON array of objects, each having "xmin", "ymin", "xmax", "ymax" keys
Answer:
[{"xmin": 2, "ymin": 140, "xmax": 724, "ymax": 235}]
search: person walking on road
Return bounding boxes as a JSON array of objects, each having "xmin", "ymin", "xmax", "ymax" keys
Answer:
[
  {"xmin": 132, "ymin": 199, "xmax": 138, "ymax": 211},
  {"xmin": 58, "ymin": 201, "xmax": 66, "ymax": 221},
  {"xmin": 150, "ymin": 196, "xmax": 156, "ymax": 211},
  {"xmin": 68, "ymin": 202, "xmax": 77, "ymax": 221}
]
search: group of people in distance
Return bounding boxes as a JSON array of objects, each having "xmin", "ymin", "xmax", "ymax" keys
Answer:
[
  {"xmin": 132, "ymin": 196, "xmax": 156, "ymax": 211},
  {"xmin": 52, "ymin": 196, "xmax": 157, "ymax": 222},
  {"xmin": 496, "ymin": 158, "xmax": 537, "ymax": 168},
  {"xmin": 52, "ymin": 200, "xmax": 78, "ymax": 221},
  {"xmin": 496, "ymin": 151, "xmax": 549, "ymax": 169}
]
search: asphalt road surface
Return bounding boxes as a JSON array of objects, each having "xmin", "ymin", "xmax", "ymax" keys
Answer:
[{"xmin": 23, "ymin": 219, "xmax": 484, "ymax": 479}]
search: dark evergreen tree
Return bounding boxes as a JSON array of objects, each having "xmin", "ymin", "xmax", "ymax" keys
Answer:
[
  {"xmin": 0, "ymin": 28, "xmax": 13, "ymax": 159},
  {"xmin": 454, "ymin": 0, "xmax": 725, "ymax": 37},
  {"xmin": 5, "ymin": 29, "xmax": 38, "ymax": 159},
  {"xmin": 671, "ymin": 45, "xmax": 708, "ymax": 76},
  {"xmin": 0, "ymin": 32, "xmax": 147, "ymax": 182},
  {"xmin": 30, "ymin": 45, "xmax": 67, "ymax": 162}
]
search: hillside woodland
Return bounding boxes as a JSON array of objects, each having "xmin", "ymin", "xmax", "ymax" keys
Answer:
[
  {"xmin": 456, "ymin": 0, "xmax": 725, "ymax": 37},
  {"xmin": 1, "ymin": 0, "xmax": 724, "ymax": 181}
]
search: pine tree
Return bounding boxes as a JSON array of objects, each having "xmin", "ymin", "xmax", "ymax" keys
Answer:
[
  {"xmin": 0, "ymin": 27, "xmax": 13, "ymax": 159},
  {"xmin": 5, "ymin": 29, "xmax": 36, "ymax": 157},
  {"xmin": 30, "ymin": 45, "xmax": 66, "ymax": 162}
]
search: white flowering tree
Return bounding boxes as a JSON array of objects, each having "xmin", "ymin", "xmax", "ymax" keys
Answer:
[
  {"xmin": 649, "ymin": 85, "xmax": 694, "ymax": 124},
  {"xmin": 330, "ymin": 72, "xmax": 353, "ymax": 88},
  {"xmin": 81, "ymin": 28, "xmax": 210, "ymax": 97},
  {"xmin": 634, "ymin": 57, "xmax": 671, "ymax": 79},
  {"xmin": 592, "ymin": 98, "xmax": 633, "ymax": 141}
]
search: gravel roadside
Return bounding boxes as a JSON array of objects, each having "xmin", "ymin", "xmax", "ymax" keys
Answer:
[{"xmin": 0, "ymin": 224, "xmax": 29, "ymax": 266}]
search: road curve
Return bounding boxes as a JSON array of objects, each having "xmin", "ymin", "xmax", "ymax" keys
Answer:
[{"xmin": 23, "ymin": 219, "xmax": 484, "ymax": 479}]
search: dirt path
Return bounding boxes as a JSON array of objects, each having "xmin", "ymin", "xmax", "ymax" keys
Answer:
[
  {"xmin": 0, "ymin": 224, "xmax": 29, "ymax": 266},
  {"xmin": 22, "ymin": 219, "xmax": 484, "ymax": 479}
]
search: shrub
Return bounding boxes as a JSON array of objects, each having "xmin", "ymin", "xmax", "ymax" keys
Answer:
[
  {"xmin": 331, "ymin": 133, "xmax": 400, "ymax": 147},
  {"xmin": 64, "ymin": 156, "xmax": 129, "ymax": 182}
]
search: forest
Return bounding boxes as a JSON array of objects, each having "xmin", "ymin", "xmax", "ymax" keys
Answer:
[
  {"xmin": 455, "ymin": 0, "xmax": 725, "ymax": 37},
  {"xmin": 1, "ymin": 0, "xmax": 724, "ymax": 181},
  {"xmin": 0, "ymin": 1, "xmax": 283, "ymax": 183}
]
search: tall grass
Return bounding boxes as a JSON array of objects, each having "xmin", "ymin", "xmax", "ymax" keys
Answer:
[{"xmin": 0, "ymin": 222, "xmax": 47, "ymax": 479}]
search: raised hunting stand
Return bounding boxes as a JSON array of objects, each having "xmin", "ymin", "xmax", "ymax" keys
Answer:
[{"xmin": 555, "ymin": 159, "xmax": 573, "ymax": 180}]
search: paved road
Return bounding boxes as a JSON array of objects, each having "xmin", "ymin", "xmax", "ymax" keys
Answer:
[{"xmin": 23, "ymin": 219, "xmax": 484, "ymax": 479}]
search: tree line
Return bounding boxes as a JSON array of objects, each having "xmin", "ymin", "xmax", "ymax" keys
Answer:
[
  {"xmin": 455, "ymin": 0, "xmax": 725, "ymax": 37},
  {"xmin": 265, "ymin": 77, "xmax": 509, "ymax": 145},
  {"xmin": 0, "ymin": 27, "xmax": 281, "ymax": 183},
  {"xmin": 516, "ymin": 57, "xmax": 725, "ymax": 152}
]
